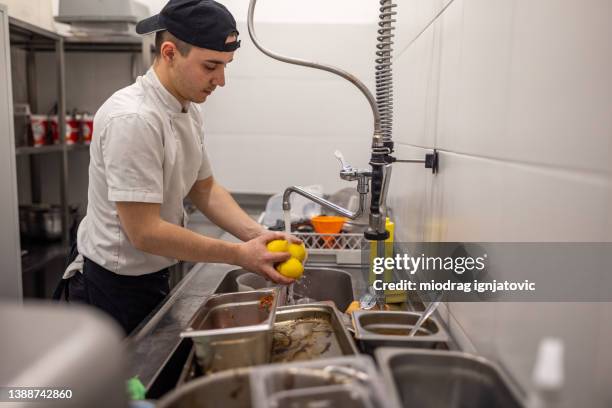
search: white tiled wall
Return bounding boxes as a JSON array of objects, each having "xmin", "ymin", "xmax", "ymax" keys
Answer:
[{"xmin": 390, "ymin": 0, "xmax": 612, "ymax": 406}]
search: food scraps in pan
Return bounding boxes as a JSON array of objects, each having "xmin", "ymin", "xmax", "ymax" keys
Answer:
[{"xmin": 259, "ymin": 294, "xmax": 274, "ymax": 311}]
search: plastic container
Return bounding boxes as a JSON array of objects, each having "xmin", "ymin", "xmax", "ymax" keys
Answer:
[
  {"xmin": 30, "ymin": 115, "xmax": 49, "ymax": 147},
  {"xmin": 80, "ymin": 114, "xmax": 94, "ymax": 144},
  {"xmin": 45, "ymin": 115, "xmax": 80, "ymax": 144},
  {"xmin": 65, "ymin": 116, "xmax": 80, "ymax": 145}
]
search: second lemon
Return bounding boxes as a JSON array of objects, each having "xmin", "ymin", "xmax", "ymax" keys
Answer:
[{"xmin": 266, "ymin": 239, "xmax": 307, "ymax": 279}]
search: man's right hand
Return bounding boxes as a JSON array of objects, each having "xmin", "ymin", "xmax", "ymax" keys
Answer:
[{"xmin": 235, "ymin": 231, "xmax": 295, "ymax": 284}]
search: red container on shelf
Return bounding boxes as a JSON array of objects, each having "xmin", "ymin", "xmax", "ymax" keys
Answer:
[
  {"xmin": 47, "ymin": 116, "xmax": 80, "ymax": 144},
  {"xmin": 48, "ymin": 116, "xmax": 60, "ymax": 144},
  {"xmin": 80, "ymin": 114, "xmax": 93, "ymax": 145},
  {"xmin": 65, "ymin": 117, "xmax": 79, "ymax": 145},
  {"xmin": 30, "ymin": 115, "xmax": 48, "ymax": 147}
]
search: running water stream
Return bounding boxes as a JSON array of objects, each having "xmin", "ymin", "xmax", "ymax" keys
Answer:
[
  {"xmin": 283, "ymin": 210, "xmax": 296, "ymax": 304},
  {"xmin": 282, "ymin": 209, "xmax": 316, "ymax": 305}
]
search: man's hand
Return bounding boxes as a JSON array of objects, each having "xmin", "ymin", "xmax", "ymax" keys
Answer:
[{"xmin": 235, "ymin": 231, "xmax": 300, "ymax": 284}]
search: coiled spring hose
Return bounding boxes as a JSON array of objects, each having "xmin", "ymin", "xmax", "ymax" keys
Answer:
[{"xmin": 376, "ymin": 0, "xmax": 397, "ymax": 150}]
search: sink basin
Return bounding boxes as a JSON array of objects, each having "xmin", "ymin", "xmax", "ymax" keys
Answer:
[
  {"xmin": 375, "ymin": 348, "xmax": 524, "ymax": 408},
  {"xmin": 228, "ymin": 267, "xmax": 355, "ymax": 312}
]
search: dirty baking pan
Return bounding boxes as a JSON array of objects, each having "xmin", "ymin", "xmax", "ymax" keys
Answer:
[
  {"xmin": 180, "ymin": 289, "xmax": 279, "ymax": 373},
  {"xmin": 271, "ymin": 303, "xmax": 359, "ymax": 363}
]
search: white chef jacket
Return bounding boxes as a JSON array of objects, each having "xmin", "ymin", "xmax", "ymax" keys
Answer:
[{"xmin": 75, "ymin": 68, "xmax": 213, "ymax": 276}]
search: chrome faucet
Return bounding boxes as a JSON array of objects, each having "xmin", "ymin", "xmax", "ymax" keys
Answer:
[{"xmin": 282, "ymin": 151, "xmax": 371, "ymax": 221}]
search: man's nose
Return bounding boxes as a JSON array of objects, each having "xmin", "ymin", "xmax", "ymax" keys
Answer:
[{"xmin": 212, "ymin": 68, "xmax": 226, "ymax": 87}]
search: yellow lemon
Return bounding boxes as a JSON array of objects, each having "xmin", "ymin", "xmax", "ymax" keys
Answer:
[
  {"xmin": 266, "ymin": 239, "xmax": 288, "ymax": 253},
  {"xmin": 288, "ymin": 242, "xmax": 307, "ymax": 263},
  {"xmin": 276, "ymin": 258, "xmax": 304, "ymax": 279}
]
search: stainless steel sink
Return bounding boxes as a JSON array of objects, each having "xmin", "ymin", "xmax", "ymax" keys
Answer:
[
  {"xmin": 375, "ymin": 348, "xmax": 524, "ymax": 408},
  {"xmin": 293, "ymin": 267, "xmax": 355, "ymax": 311},
  {"xmin": 230, "ymin": 267, "xmax": 356, "ymax": 312}
]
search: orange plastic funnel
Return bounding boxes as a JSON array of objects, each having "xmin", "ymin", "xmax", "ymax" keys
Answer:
[{"xmin": 311, "ymin": 215, "xmax": 347, "ymax": 248}]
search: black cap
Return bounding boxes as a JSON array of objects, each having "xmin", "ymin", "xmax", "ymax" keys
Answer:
[{"xmin": 136, "ymin": 0, "xmax": 240, "ymax": 52}]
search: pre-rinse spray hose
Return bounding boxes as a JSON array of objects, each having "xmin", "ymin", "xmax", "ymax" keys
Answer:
[{"xmin": 247, "ymin": 0, "xmax": 397, "ymax": 239}]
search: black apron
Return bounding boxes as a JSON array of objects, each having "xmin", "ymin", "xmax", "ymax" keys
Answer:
[{"xmin": 53, "ymin": 244, "xmax": 170, "ymax": 335}]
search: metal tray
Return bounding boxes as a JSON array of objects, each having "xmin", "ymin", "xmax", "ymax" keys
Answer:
[
  {"xmin": 159, "ymin": 367, "xmax": 253, "ymax": 408},
  {"xmin": 251, "ymin": 355, "xmax": 400, "ymax": 408},
  {"xmin": 375, "ymin": 348, "xmax": 525, "ymax": 408},
  {"xmin": 180, "ymin": 289, "xmax": 279, "ymax": 373},
  {"xmin": 271, "ymin": 304, "xmax": 359, "ymax": 363},
  {"xmin": 352, "ymin": 310, "xmax": 448, "ymax": 352}
]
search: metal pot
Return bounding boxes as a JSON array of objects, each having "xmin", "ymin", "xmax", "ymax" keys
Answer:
[{"xmin": 19, "ymin": 204, "xmax": 79, "ymax": 241}]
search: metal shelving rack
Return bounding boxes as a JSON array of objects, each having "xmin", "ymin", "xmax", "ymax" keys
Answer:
[
  {"xmin": 9, "ymin": 17, "xmax": 70, "ymax": 282},
  {"xmin": 9, "ymin": 16, "xmax": 151, "ymax": 291}
]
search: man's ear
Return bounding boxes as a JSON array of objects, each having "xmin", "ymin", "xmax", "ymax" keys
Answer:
[{"xmin": 161, "ymin": 41, "xmax": 176, "ymax": 63}]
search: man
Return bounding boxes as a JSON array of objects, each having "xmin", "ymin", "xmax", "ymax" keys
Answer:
[{"xmin": 54, "ymin": 0, "xmax": 296, "ymax": 334}]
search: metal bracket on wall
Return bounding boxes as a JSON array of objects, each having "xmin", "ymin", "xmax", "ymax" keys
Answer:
[
  {"xmin": 425, "ymin": 149, "xmax": 439, "ymax": 174},
  {"xmin": 393, "ymin": 149, "xmax": 439, "ymax": 174}
]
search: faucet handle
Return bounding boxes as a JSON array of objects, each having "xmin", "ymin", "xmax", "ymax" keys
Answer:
[
  {"xmin": 334, "ymin": 150, "xmax": 351, "ymax": 171},
  {"xmin": 335, "ymin": 150, "xmax": 357, "ymax": 181}
]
